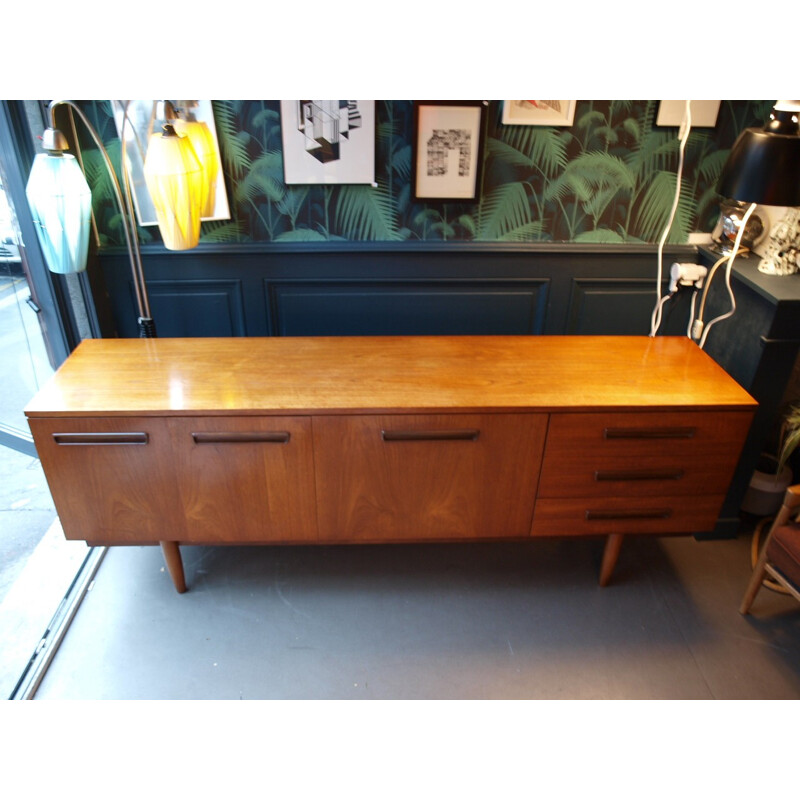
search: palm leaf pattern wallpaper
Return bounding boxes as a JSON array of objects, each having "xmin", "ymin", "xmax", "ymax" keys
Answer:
[{"xmin": 79, "ymin": 100, "xmax": 773, "ymax": 246}]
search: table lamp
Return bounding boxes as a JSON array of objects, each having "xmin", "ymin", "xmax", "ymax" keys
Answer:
[{"xmin": 695, "ymin": 101, "xmax": 800, "ymax": 347}]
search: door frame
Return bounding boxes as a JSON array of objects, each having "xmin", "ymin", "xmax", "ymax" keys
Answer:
[{"xmin": 0, "ymin": 101, "xmax": 81, "ymax": 456}]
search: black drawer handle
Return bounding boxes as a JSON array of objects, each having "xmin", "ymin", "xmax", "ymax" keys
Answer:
[
  {"xmin": 585, "ymin": 509, "xmax": 672, "ymax": 521},
  {"xmin": 594, "ymin": 469, "xmax": 685, "ymax": 482},
  {"xmin": 53, "ymin": 432, "xmax": 149, "ymax": 446},
  {"xmin": 192, "ymin": 432, "xmax": 290, "ymax": 444},
  {"xmin": 381, "ymin": 429, "xmax": 480, "ymax": 442},
  {"xmin": 604, "ymin": 427, "xmax": 695, "ymax": 440}
]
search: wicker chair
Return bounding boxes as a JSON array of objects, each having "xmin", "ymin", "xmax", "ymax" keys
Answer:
[{"xmin": 740, "ymin": 485, "xmax": 800, "ymax": 614}]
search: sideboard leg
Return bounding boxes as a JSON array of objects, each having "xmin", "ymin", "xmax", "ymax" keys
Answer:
[
  {"xmin": 599, "ymin": 533, "xmax": 624, "ymax": 587},
  {"xmin": 160, "ymin": 541, "xmax": 187, "ymax": 593}
]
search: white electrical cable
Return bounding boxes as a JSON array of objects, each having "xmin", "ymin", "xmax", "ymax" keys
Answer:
[
  {"xmin": 689, "ymin": 250, "xmax": 744, "ymax": 342},
  {"xmin": 697, "ymin": 202, "xmax": 756, "ymax": 349},
  {"xmin": 649, "ymin": 100, "xmax": 692, "ymax": 338},
  {"xmin": 687, "ymin": 289, "xmax": 698, "ymax": 337}
]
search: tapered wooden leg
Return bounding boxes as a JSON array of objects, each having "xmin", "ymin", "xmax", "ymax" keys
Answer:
[
  {"xmin": 739, "ymin": 544, "xmax": 769, "ymax": 615},
  {"xmin": 599, "ymin": 533, "xmax": 624, "ymax": 587},
  {"xmin": 740, "ymin": 487, "xmax": 800, "ymax": 614},
  {"xmin": 160, "ymin": 541, "xmax": 187, "ymax": 593}
]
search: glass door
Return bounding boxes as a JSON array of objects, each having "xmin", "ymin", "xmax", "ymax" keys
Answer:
[
  {"xmin": 0, "ymin": 112, "xmax": 95, "ymax": 699},
  {"xmin": 0, "ymin": 173, "xmax": 55, "ymax": 447}
]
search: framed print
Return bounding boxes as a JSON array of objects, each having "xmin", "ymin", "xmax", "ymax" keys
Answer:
[
  {"xmin": 501, "ymin": 100, "xmax": 577, "ymax": 126},
  {"xmin": 112, "ymin": 100, "xmax": 230, "ymax": 226},
  {"xmin": 280, "ymin": 100, "xmax": 376, "ymax": 185},
  {"xmin": 412, "ymin": 101, "xmax": 487, "ymax": 202},
  {"xmin": 656, "ymin": 100, "xmax": 720, "ymax": 128}
]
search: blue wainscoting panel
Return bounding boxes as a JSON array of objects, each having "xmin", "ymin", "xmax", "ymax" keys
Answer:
[
  {"xmin": 567, "ymin": 278, "xmax": 683, "ymax": 336},
  {"xmin": 138, "ymin": 280, "xmax": 247, "ymax": 338},
  {"xmin": 269, "ymin": 281, "xmax": 550, "ymax": 336}
]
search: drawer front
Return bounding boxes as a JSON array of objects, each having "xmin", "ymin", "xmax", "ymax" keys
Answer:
[
  {"xmin": 313, "ymin": 413, "xmax": 547, "ymax": 542},
  {"xmin": 538, "ymin": 410, "xmax": 752, "ymax": 498},
  {"xmin": 532, "ymin": 494, "xmax": 724, "ymax": 537},
  {"xmin": 168, "ymin": 417, "xmax": 318, "ymax": 543},
  {"xmin": 28, "ymin": 416, "xmax": 184, "ymax": 544}
]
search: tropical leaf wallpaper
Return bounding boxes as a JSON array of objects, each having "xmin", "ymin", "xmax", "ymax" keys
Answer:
[{"xmin": 78, "ymin": 100, "xmax": 773, "ymax": 247}]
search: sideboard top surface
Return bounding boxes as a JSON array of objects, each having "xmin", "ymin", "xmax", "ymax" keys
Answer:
[{"xmin": 24, "ymin": 335, "xmax": 757, "ymax": 417}]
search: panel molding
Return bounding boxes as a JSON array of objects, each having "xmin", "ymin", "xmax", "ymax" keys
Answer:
[
  {"xmin": 568, "ymin": 277, "xmax": 667, "ymax": 335},
  {"xmin": 98, "ymin": 242, "xmax": 699, "ymax": 338},
  {"xmin": 269, "ymin": 279, "xmax": 550, "ymax": 336},
  {"xmin": 131, "ymin": 279, "xmax": 247, "ymax": 338}
]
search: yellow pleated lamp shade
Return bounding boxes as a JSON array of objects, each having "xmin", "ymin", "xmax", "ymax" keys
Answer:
[
  {"xmin": 172, "ymin": 118, "xmax": 220, "ymax": 217},
  {"xmin": 143, "ymin": 126, "xmax": 203, "ymax": 250}
]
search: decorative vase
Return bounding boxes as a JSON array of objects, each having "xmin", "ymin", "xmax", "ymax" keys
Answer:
[
  {"xmin": 711, "ymin": 199, "xmax": 768, "ymax": 256},
  {"xmin": 758, "ymin": 208, "xmax": 800, "ymax": 276},
  {"xmin": 740, "ymin": 454, "xmax": 793, "ymax": 517}
]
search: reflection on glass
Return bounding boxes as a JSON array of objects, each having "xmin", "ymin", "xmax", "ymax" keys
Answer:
[
  {"xmin": 0, "ymin": 179, "xmax": 54, "ymax": 432},
  {"xmin": 113, "ymin": 100, "xmax": 230, "ymax": 227},
  {"xmin": 0, "ymin": 171, "xmax": 79, "ymax": 700}
]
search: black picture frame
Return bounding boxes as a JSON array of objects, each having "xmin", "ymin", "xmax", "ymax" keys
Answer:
[{"xmin": 412, "ymin": 101, "xmax": 487, "ymax": 202}]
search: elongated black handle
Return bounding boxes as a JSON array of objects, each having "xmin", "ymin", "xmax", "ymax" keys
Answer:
[
  {"xmin": 53, "ymin": 432, "xmax": 149, "ymax": 445},
  {"xmin": 585, "ymin": 508, "xmax": 672, "ymax": 521},
  {"xmin": 604, "ymin": 427, "xmax": 695, "ymax": 440},
  {"xmin": 192, "ymin": 431, "xmax": 290, "ymax": 444},
  {"xmin": 381, "ymin": 429, "xmax": 480, "ymax": 442},
  {"xmin": 594, "ymin": 469, "xmax": 684, "ymax": 482}
]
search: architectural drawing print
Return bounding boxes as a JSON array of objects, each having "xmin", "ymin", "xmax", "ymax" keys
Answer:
[
  {"xmin": 281, "ymin": 99, "xmax": 375, "ymax": 185},
  {"xmin": 297, "ymin": 101, "xmax": 362, "ymax": 164},
  {"xmin": 427, "ymin": 129, "xmax": 472, "ymax": 177}
]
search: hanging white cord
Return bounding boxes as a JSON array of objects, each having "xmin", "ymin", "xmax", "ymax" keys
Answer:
[
  {"xmin": 687, "ymin": 289, "xmax": 699, "ymax": 337},
  {"xmin": 697, "ymin": 202, "xmax": 756, "ymax": 349},
  {"xmin": 649, "ymin": 100, "xmax": 692, "ymax": 337}
]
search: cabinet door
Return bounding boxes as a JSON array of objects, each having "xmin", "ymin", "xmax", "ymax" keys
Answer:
[
  {"xmin": 168, "ymin": 417, "xmax": 317, "ymax": 543},
  {"xmin": 28, "ymin": 416, "xmax": 183, "ymax": 544},
  {"xmin": 313, "ymin": 413, "xmax": 547, "ymax": 542}
]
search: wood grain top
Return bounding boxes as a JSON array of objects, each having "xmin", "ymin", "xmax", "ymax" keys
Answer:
[{"xmin": 24, "ymin": 335, "xmax": 757, "ymax": 417}]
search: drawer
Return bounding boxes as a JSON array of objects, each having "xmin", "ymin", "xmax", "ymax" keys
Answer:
[
  {"xmin": 313, "ymin": 413, "xmax": 548, "ymax": 542},
  {"xmin": 532, "ymin": 494, "xmax": 724, "ymax": 537},
  {"xmin": 538, "ymin": 410, "xmax": 752, "ymax": 498}
]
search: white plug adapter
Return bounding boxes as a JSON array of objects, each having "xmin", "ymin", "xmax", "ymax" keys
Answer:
[{"xmin": 669, "ymin": 263, "xmax": 708, "ymax": 293}]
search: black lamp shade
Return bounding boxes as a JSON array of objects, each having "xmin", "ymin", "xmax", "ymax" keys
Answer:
[{"xmin": 718, "ymin": 110, "xmax": 800, "ymax": 206}]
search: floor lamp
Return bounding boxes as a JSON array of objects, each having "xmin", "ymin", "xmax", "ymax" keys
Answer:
[{"xmin": 26, "ymin": 100, "xmax": 205, "ymax": 338}]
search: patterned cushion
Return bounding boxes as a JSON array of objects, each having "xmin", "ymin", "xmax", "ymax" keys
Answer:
[{"xmin": 766, "ymin": 522, "xmax": 800, "ymax": 588}]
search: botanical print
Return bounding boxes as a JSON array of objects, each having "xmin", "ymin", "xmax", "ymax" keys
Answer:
[{"xmin": 79, "ymin": 100, "xmax": 773, "ymax": 246}]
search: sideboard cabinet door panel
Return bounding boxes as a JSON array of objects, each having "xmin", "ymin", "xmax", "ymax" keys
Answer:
[
  {"xmin": 168, "ymin": 416, "xmax": 318, "ymax": 543},
  {"xmin": 313, "ymin": 413, "xmax": 548, "ymax": 542},
  {"xmin": 28, "ymin": 416, "xmax": 183, "ymax": 544}
]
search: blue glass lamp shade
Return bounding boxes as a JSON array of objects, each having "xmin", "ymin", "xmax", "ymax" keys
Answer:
[{"xmin": 26, "ymin": 153, "xmax": 92, "ymax": 274}]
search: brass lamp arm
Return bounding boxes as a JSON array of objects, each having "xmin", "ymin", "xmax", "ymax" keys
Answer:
[{"xmin": 46, "ymin": 99, "xmax": 153, "ymax": 333}]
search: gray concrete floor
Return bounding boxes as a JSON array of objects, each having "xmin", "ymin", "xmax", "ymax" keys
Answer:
[
  {"xmin": 31, "ymin": 530, "xmax": 800, "ymax": 700},
  {"xmin": 0, "ymin": 268, "xmax": 82, "ymax": 698},
  {"xmin": 0, "ymin": 448, "xmax": 57, "ymax": 603}
]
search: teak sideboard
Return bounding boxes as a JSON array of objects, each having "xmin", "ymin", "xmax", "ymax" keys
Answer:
[{"xmin": 24, "ymin": 335, "xmax": 757, "ymax": 593}]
